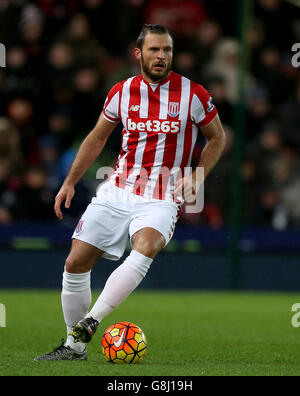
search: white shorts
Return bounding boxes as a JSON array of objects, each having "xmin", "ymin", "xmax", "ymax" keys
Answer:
[{"xmin": 72, "ymin": 181, "xmax": 180, "ymax": 261}]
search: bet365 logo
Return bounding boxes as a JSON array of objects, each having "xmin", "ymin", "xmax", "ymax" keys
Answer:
[
  {"xmin": 0, "ymin": 303, "xmax": 6, "ymax": 327},
  {"xmin": 0, "ymin": 43, "xmax": 6, "ymax": 68}
]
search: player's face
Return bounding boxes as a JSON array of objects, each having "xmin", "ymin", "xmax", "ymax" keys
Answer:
[{"xmin": 136, "ymin": 33, "xmax": 173, "ymax": 83}]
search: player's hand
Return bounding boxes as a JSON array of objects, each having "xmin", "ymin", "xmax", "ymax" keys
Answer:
[
  {"xmin": 174, "ymin": 174, "xmax": 196, "ymax": 203},
  {"xmin": 54, "ymin": 184, "xmax": 75, "ymax": 220},
  {"xmin": 174, "ymin": 169, "xmax": 203, "ymax": 204}
]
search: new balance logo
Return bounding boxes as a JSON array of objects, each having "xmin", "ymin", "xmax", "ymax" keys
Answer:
[
  {"xmin": 127, "ymin": 118, "xmax": 180, "ymax": 134},
  {"xmin": 129, "ymin": 105, "xmax": 140, "ymax": 111}
]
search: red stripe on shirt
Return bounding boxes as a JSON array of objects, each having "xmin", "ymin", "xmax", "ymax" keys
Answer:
[
  {"xmin": 134, "ymin": 82, "xmax": 160, "ymax": 196},
  {"xmin": 153, "ymin": 73, "xmax": 182, "ymax": 200},
  {"xmin": 117, "ymin": 76, "xmax": 142, "ymax": 189}
]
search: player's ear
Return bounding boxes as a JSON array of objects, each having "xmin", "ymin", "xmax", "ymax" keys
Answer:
[{"xmin": 134, "ymin": 47, "xmax": 141, "ymax": 61}]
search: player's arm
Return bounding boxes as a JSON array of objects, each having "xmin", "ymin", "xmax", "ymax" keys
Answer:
[
  {"xmin": 54, "ymin": 113, "xmax": 118, "ymax": 220},
  {"xmin": 196, "ymin": 113, "xmax": 226, "ymax": 180},
  {"xmin": 174, "ymin": 114, "xmax": 226, "ymax": 199}
]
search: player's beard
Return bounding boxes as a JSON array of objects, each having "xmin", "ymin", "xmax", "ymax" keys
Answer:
[{"xmin": 141, "ymin": 52, "xmax": 172, "ymax": 83}]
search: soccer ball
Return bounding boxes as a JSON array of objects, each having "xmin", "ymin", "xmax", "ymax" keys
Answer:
[{"xmin": 101, "ymin": 321, "xmax": 147, "ymax": 364}]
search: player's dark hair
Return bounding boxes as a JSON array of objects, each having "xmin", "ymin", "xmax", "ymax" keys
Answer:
[{"xmin": 136, "ymin": 24, "xmax": 173, "ymax": 50}]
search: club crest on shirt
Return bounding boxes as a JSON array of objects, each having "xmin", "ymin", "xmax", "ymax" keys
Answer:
[
  {"xmin": 168, "ymin": 102, "xmax": 180, "ymax": 117},
  {"xmin": 75, "ymin": 220, "xmax": 84, "ymax": 234}
]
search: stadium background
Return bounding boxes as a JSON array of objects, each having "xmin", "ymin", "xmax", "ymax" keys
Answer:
[{"xmin": 0, "ymin": 0, "xmax": 300, "ymax": 291}]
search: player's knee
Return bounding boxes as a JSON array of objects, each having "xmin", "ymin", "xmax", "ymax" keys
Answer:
[
  {"xmin": 132, "ymin": 228, "xmax": 166, "ymax": 258},
  {"xmin": 139, "ymin": 243, "xmax": 156, "ymax": 258},
  {"xmin": 65, "ymin": 255, "xmax": 87, "ymax": 274},
  {"xmin": 133, "ymin": 237, "xmax": 163, "ymax": 259}
]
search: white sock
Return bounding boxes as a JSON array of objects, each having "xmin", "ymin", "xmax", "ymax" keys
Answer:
[
  {"xmin": 88, "ymin": 250, "xmax": 153, "ymax": 323},
  {"xmin": 61, "ymin": 269, "xmax": 91, "ymax": 352}
]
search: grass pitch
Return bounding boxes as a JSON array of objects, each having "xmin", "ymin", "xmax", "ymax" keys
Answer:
[{"xmin": 0, "ymin": 289, "xmax": 300, "ymax": 376}]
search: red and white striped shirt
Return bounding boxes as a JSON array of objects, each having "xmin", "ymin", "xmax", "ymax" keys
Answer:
[{"xmin": 102, "ymin": 71, "xmax": 218, "ymax": 201}]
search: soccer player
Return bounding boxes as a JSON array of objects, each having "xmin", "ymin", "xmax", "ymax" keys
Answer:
[{"xmin": 35, "ymin": 24, "xmax": 226, "ymax": 361}]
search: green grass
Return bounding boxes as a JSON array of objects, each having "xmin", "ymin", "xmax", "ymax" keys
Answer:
[{"xmin": 0, "ymin": 289, "xmax": 300, "ymax": 376}]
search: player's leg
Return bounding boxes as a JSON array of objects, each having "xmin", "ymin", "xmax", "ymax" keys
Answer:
[
  {"xmin": 70, "ymin": 191, "xmax": 179, "ymax": 344},
  {"xmin": 90, "ymin": 226, "xmax": 164, "ymax": 317},
  {"xmin": 131, "ymin": 227, "xmax": 166, "ymax": 258},
  {"xmin": 71, "ymin": 227, "xmax": 165, "ymax": 343},
  {"xmin": 34, "ymin": 239, "xmax": 104, "ymax": 361},
  {"xmin": 62, "ymin": 239, "xmax": 104, "ymax": 351},
  {"xmin": 35, "ymin": 184, "xmax": 132, "ymax": 359}
]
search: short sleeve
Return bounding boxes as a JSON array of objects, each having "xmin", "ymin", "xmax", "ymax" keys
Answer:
[
  {"xmin": 102, "ymin": 82, "xmax": 123, "ymax": 123},
  {"xmin": 190, "ymin": 84, "xmax": 218, "ymax": 128}
]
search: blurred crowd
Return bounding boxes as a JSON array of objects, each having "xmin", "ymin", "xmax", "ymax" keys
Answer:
[{"xmin": 0, "ymin": 0, "xmax": 299, "ymax": 229}]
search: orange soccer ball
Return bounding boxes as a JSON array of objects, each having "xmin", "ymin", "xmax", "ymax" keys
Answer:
[{"xmin": 101, "ymin": 321, "xmax": 148, "ymax": 364}]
